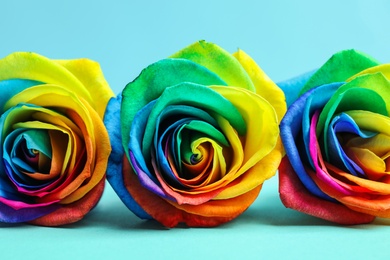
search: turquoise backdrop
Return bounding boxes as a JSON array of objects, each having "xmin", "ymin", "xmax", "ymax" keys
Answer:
[{"xmin": 1, "ymin": 0, "xmax": 390, "ymax": 259}]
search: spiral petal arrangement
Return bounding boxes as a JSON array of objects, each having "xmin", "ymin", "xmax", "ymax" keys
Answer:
[
  {"xmin": 0, "ymin": 52, "xmax": 114, "ymax": 226},
  {"xmin": 105, "ymin": 40, "xmax": 286, "ymax": 227},
  {"xmin": 279, "ymin": 50, "xmax": 390, "ymax": 224}
]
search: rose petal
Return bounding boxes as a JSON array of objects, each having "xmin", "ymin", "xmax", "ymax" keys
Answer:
[
  {"xmin": 348, "ymin": 64, "xmax": 390, "ymax": 82},
  {"xmin": 0, "ymin": 200, "xmax": 59, "ymax": 223},
  {"xmin": 170, "ymin": 40, "xmax": 255, "ymax": 92},
  {"xmin": 54, "ymin": 58, "xmax": 114, "ymax": 118},
  {"xmin": 310, "ymin": 168, "xmax": 390, "ymax": 218},
  {"xmin": 121, "ymin": 58, "xmax": 227, "ymax": 153},
  {"xmin": 122, "ymin": 156, "xmax": 257, "ymax": 227},
  {"xmin": 104, "ymin": 95, "xmax": 151, "ymax": 219},
  {"xmin": 277, "ymin": 70, "xmax": 316, "ymax": 107},
  {"xmin": 327, "ymin": 113, "xmax": 371, "ymax": 176},
  {"xmin": 141, "ymin": 83, "xmax": 246, "ymax": 163},
  {"xmin": 279, "ymin": 157, "xmax": 375, "ymax": 225},
  {"xmin": 233, "ymin": 49, "xmax": 287, "ymax": 121},
  {"xmin": 0, "ymin": 52, "xmax": 114, "ymax": 117},
  {"xmin": 0, "ymin": 53, "xmax": 93, "ymax": 106},
  {"xmin": 280, "ymin": 84, "xmax": 340, "ymax": 200},
  {"xmin": 0, "ymin": 79, "xmax": 41, "ymax": 108},
  {"xmin": 317, "ymin": 74, "xmax": 389, "ymax": 158},
  {"xmin": 29, "ymin": 178, "xmax": 105, "ymax": 226},
  {"xmin": 300, "ymin": 49, "xmax": 380, "ymax": 95}
]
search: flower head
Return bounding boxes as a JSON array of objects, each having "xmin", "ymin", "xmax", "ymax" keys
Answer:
[
  {"xmin": 0, "ymin": 52, "xmax": 114, "ymax": 226},
  {"xmin": 279, "ymin": 49, "xmax": 390, "ymax": 224},
  {"xmin": 106, "ymin": 40, "xmax": 286, "ymax": 227}
]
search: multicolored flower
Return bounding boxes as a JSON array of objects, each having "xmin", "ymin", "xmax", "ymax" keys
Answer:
[
  {"xmin": 105, "ymin": 40, "xmax": 286, "ymax": 227},
  {"xmin": 279, "ymin": 49, "xmax": 390, "ymax": 224},
  {"xmin": 0, "ymin": 52, "xmax": 114, "ymax": 226}
]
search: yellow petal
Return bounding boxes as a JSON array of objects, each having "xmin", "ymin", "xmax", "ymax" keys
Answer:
[
  {"xmin": 0, "ymin": 53, "xmax": 92, "ymax": 104},
  {"xmin": 233, "ymin": 49, "xmax": 287, "ymax": 122},
  {"xmin": 170, "ymin": 40, "xmax": 256, "ymax": 91},
  {"xmin": 0, "ymin": 52, "xmax": 114, "ymax": 118},
  {"xmin": 348, "ymin": 64, "xmax": 390, "ymax": 82},
  {"xmin": 211, "ymin": 86, "xmax": 279, "ymax": 175},
  {"xmin": 55, "ymin": 58, "xmax": 114, "ymax": 117},
  {"xmin": 346, "ymin": 110, "xmax": 390, "ymax": 135},
  {"xmin": 215, "ymin": 137, "xmax": 283, "ymax": 199}
]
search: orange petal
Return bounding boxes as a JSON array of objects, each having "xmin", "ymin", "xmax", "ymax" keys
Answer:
[
  {"xmin": 123, "ymin": 157, "xmax": 248, "ymax": 227},
  {"xmin": 29, "ymin": 178, "xmax": 105, "ymax": 226},
  {"xmin": 311, "ymin": 168, "xmax": 390, "ymax": 218},
  {"xmin": 279, "ymin": 157, "xmax": 375, "ymax": 224}
]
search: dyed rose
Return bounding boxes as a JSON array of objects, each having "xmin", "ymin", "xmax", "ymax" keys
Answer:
[
  {"xmin": 0, "ymin": 52, "xmax": 114, "ymax": 226},
  {"xmin": 105, "ymin": 40, "xmax": 286, "ymax": 227},
  {"xmin": 279, "ymin": 49, "xmax": 390, "ymax": 224}
]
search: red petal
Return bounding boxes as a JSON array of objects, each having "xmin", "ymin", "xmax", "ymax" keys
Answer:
[
  {"xmin": 279, "ymin": 157, "xmax": 375, "ymax": 225},
  {"xmin": 29, "ymin": 178, "xmax": 105, "ymax": 226},
  {"xmin": 122, "ymin": 157, "xmax": 246, "ymax": 227}
]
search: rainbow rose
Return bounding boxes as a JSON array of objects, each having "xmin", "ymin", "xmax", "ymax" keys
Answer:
[
  {"xmin": 105, "ymin": 40, "xmax": 286, "ymax": 227},
  {"xmin": 279, "ymin": 49, "xmax": 390, "ymax": 224},
  {"xmin": 0, "ymin": 52, "xmax": 114, "ymax": 226}
]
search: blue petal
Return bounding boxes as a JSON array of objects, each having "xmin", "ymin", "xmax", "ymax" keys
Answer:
[
  {"xmin": 327, "ymin": 113, "xmax": 375, "ymax": 176},
  {"xmin": 3, "ymin": 129, "xmax": 53, "ymax": 189},
  {"xmin": 0, "ymin": 201, "xmax": 59, "ymax": 223},
  {"xmin": 0, "ymin": 79, "xmax": 42, "ymax": 110},
  {"xmin": 156, "ymin": 118, "xmax": 191, "ymax": 188},
  {"xmin": 301, "ymin": 82, "xmax": 344, "ymax": 168},
  {"xmin": 129, "ymin": 100, "xmax": 159, "ymax": 183},
  {"xmin": 104, "ymin": 94, "xmax": 151, "ymax": 219},
  {"xmin": 154, "ymin": 105, "xmax": 220, "ymax": 174},
  {"xmin": 280, "ymin": 83, "xmax": 343, "ymax": 201},
  {"xmin": 277, "ymin": 69, "xmax": 317, "ymax": 107}
]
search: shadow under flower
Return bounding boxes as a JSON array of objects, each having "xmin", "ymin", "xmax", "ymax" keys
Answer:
[{"xmin": 244, "ymin": 192, "xmax": 390, "ymax": 229}]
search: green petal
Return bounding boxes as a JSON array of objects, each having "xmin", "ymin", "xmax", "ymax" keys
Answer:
[
  {"xmin": 141, "ymin": 83, "xmax": 246, "ymax": 162},
  {"xmin": 170, "ymin": 40, "xmax": 255, "ymax": 92},
  {"xmin": 318, "ymin": 73, "xmax": 390, "ymax": 159},
  {"xmin": 300, "ymin": 49, "xmax": 380, "ymax": 95},
  {"xmin": 21, "ymin": 129, "xmax": 52, "ymax": 159},
  {"xmin": 121, "ymin": 58, "xmax": 226, "ymax": 155}
]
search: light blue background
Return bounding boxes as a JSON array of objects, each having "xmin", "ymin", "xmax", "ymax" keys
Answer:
[{"xmin": 1, "ymin": 0, "xmax": 390, "ymax": 259}]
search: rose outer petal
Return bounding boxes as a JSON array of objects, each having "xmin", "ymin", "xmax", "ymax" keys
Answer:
[
  {"xmin": 280, "ymin": 84, "xmax": 339, "ymax": 200},
  {"xmin": 54, "ymin": 58, "xmax": 114, "ymax": 118},
  {"xmin": 0, "ymin": 79, "xmax": 42, "ymax": 109},
  {"xmin": 29, "ymin": 178, "xmax": 105, "ymax": 226},
  {"xmin": 122, "ymin": 156, "xmax": 259, "ymax": 227},
  {"xmin": 0, "ymin": 52, "xmax": 114, "ymax": 118},
  {"xmin": 170, "ymin": 40, "xmax": 255, "ymax": 92},
  {"xmin": 299, "ymin": 49, "xmax": 380, "ymax": 95},
  {"xmin": 104, "ymin": 95, "xmax": 151, "ymax": 219},
  {"xmin": 277, "ymin": 70, "xmax": 316, "ymax": 107},
  {"xmin": 0, "ymin": 200, "xmax": 59, "ymax": 223},
  {"xmin": 233, "ymin": 49, "xmax": 287, "ymax": 121},
  {"xmin": 279, "ymin": 157, "xmax": 375, "ymax": 225}
]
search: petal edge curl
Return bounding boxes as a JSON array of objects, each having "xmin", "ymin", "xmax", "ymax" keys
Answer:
[
  {"xmin": 233, "ymin": 49, "xmax": 287, "ymax": 121},
  {"xmin": 279, "ymin": 157, "xmax": 375, "ymax": 225},
  {"xmin": 29, "ymin": 178, "xmax": 105, "ymax": 226},
  {"xmin": 122, "ymin": 157, "xmax": 258, "ymax": 227}
]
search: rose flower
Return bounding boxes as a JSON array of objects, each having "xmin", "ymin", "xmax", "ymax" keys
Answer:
[
  {"xmin": 279, "ymin": 49, "xmax": 390, "ymax": 224},
  {"xmin": 0, "ymin": 52, "xmax": 114, "ymax": 226},
  {"xmin": 105, "ymin": 40, "xmax": 286, "ymax": 227}
]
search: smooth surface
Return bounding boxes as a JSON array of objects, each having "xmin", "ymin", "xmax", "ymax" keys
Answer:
[{"xmin": 1, "ymin": 0, "xmax": 390, "ymax": 259}]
